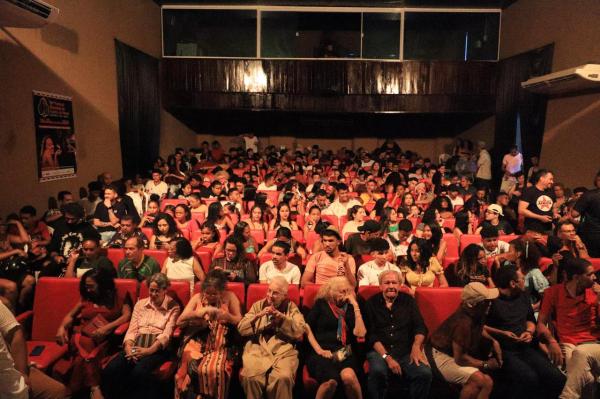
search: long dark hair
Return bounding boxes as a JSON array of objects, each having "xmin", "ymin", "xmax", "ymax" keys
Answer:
[
  {"xmin": 80, "ymin": 268, "xmax": 116, "ymax": 308},
  {"xmin": 406, "ymin": 238, "xmax": 433, "ymax": 271},
  {"xmin": 425, "ymin": 223, "xmax": 443, "ymax": 254},
  {"xmin": 153, "ymin": 213, "xmax": 179, "ymax": 238},
  {"xmin": 206, "ymin": 202, "xmax": 223, "ymax": 226},
  {"xmin": 455, "ymin": 244, "xmax": 484, "ymax": 282}
]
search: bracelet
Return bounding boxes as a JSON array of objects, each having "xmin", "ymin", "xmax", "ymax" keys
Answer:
[{"xmin": 482, "ymin": 361, "xmax": 488, "ymax": 370}]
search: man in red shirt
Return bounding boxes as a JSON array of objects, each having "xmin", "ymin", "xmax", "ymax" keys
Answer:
[{"xmin": 537, "ymin": 258, "xmax": 600, "ymax": 399}]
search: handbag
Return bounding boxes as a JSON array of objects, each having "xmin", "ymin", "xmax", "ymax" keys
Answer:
[
  {"xmin": 81, "ymin": 314, "xmax": 109, "ymax": 339},
  {"xmin": 134, "ymin": 333, "xmax": 157, "ymax": 348}
]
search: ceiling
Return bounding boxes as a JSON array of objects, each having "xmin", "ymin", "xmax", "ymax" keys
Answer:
[{"xmin": 154, "ymin": 0, "xmax": 518, "ymax": 9}]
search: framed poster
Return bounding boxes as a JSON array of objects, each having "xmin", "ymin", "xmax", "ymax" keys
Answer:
[{"xmin": 33, "ymin": 90, "xmax": 77, "ymax": 182}]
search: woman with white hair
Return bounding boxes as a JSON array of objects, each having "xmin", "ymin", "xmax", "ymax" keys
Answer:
[{"xmin": 304, "ymin": 277, "xmax": 367, "ymax": 399}]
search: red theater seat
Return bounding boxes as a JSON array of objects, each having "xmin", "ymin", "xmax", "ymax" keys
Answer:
[
  {"xmin": 194, "ymin": 250, "xmax": 213, "ymax": 273},
  {"xmin": 305, "ymin": 231, "xmax": 321, "ymax": 253},
  {"xmin": 250, "ymin": 230, "xmax": 266, "ymax": 247},
  {"xmin": 246, "ymin": 283, "xmax": 300, "ymax": 309},
  {"xmin": 301, "ymin": 284, "xmax": 321, "ymax": 311},
  {"xmin": 459, "ymin": 234, "xmax": 481, "ymax": 253},
  {"xmin": 443, "ymin": 234, "xmax": 459, "ymax": 258},
  {"xmin": 26, "ymin": 278, "xmax": 81, "ymax": 370},
  {"xmin": 139, "ymin": 280, "xmax": 191, "ymax": 307},
  {"xmin": 144, "ymin": 249, "xmax": 168, "ymax": 267},
  {"xmin": 107, "ymin": 248, "xmax": 125, "ymax": 271},
  {"xmin": 141, "ymin": 227, "xmax": 154, "ymax": 240},
  {"xmin": 414, "ymin": 287, "xmax": 462, "ymax": 334},
  {"xmin": 161, "ymin": 198, "xmax": 188, "ymax": 211},
  {"xmin": 194, "ymin": 281, "xmax": 245, "ymax": 309}
]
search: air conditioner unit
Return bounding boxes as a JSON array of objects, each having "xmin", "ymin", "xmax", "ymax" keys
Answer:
[
  {"xmin": 0, "ymin": 0, "xmax": 59, "ymax": 28},
  {"xmin": 521, "ymin": 64, "xmax": 600, "ymax": 96}
]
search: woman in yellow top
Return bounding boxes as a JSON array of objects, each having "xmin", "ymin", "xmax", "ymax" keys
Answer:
[{"xmin": 401, "ymin": 238, "xmax": 448, "ymax": 292}]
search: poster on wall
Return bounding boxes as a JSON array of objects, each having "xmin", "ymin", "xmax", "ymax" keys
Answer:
[{"xmin": 33, "ymin": 90, "xmax": 77, "ymax": 182}]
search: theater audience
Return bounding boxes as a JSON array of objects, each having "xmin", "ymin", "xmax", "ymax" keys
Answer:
[
  {"xmin": 364, "ymin": 270, "xmax": 431, "ymax": 399},
  {"xmin": 518, "ymin": 169, "xmax": 556, "ymax": 235},
  {"xmin": 145, "ymin": 170, "xmax": 169, "ymax": 199},
  {"xmin": 304, "ymin": 277, "xmax": 365, "ymax": 399},
  {"xmin": 476, "ymin": 203, "xmax": 514, "ymax": 235},
  {"xmin": 572, "ymin": 172, "xmax": 600, "ymax": 257},
  {"xmin": 49, "ymin": 202, "xmax": 100, "ymax": 264},
  {"xmin": 322, "ymin": 183, "xmax": 361, "ymax": 217},
  {"xmin": 175, "ymin": 270, "xmax": 242, "ymax": 399},
  {"xmin": 238, "ymin": 276, "xmax": 305, "ymax": 399},
  {"xmin": 345, "ymin": 220, "xmax": 382, "ymax": 257},
  {"xmin": 55, "ymin": 268, "xmax": 132, "ymax": 399},
  {"xmin": 101, "ymin": 273, "xmax": 180, "ymax": 399},
  {"xmin": 192, "ymin": 222, "xmax": 220, "ymax": 252},
  {"xmin": 93, "ymin": 184, "xmax": 128, "ymax": 242}
]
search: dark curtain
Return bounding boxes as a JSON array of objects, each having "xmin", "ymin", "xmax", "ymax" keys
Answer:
[
  {"xmin": 115, "ymin": 40, "xmax": 160, "ymax": 178},
  {"xmin": 492, "ymin": 44, "xmax": 554, "ymax": 183}
]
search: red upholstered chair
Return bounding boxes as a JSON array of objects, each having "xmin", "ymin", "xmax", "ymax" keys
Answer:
[
  {"xmin": 139, "ymin": 280, "xmax": 191, "ymax": 307},
  {"xmin": 459, "ymin": 234, "xmax": 482, "ymax": 253},
  {"xmin": 443, "ymin": 234, "xmax": 459, "ymax": 258},
  {"xmin": 301, "ymin": 284, "xmax": 321, "ymax": 312},
  {"xmin": 194, "ymin": 281, "xmax": 245, "ymax": 310},
  {"xmin": 24, "ymin": 278, "xmax": 81, "ymax": 370},
  {"xmin": 442, "ymin": 256, "xmax": 459, "ymax": 270},
  {"xmin": 107, "ymin": 248, "xmax": 125, "ymax": 272},
  {"xmin": 442, "ymin": 218, "xmax": 456, "ymax": 230},
  {"xmin": 257, "ymin": 190, "xmax": 280, "ymax": 206},
  {"xmin": 414, "ymin": 287, "xmax": 462, "ymax": 334},
  {"xmin": 246, "ymin": 283, "xmax": 300, "ymax": 308},
  {"xmin": 305, "ymin": 232, "xmax": 321, "ymax": 253},
  {"xmin": 250, "ymin": 230, "xmax": 266, "ymax": 247},
  {"xmin": 499, "ymin": 234, "xmax": 519, "ymax": 243},
  {"xmin": 194, "ymin": 250, "xmax": 213, "ymax": 273},
  {"xmin": 321, "ymin": 215, "xmax": 339, "ymax": 230},
  {"xmin": 408, "ymin": 217, "xmax": 421, "ymax": 233},
  {"xmin": 591, "ymin": 258, "xmax": 600, "ymax": 271},
  {"xmin": 160, "ymin": 199, "xmax": 188, "ymax": 211},
  {"xmin": 114, "ymin": 279, "xmax": 138, "ymax": 307},
  {"xmin": 141, "ymin": 227, "xmax": 154, "ymax": 240},
  {"xmin": 191, "ymin": 212, "xmax": 205, "ymax": 225},
  {"xmin": 144, "ymin": 249, "xmax": 168, "ymax": 268},
  {"xmin": 357, "ymin": 285, "xmax": 381, "ymax": 301}
]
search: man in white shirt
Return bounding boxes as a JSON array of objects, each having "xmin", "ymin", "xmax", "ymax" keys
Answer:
[
  {"xmin": 257, "ymin": 173, "xmax": 278, "ymax": 191},
  {"xmin": 448, "ymin": 185, "xmax": 464, "ymax": 209},
  {"xmin": 243, "ymin": 133, "xmax": 259, "ymax": 153},
  {"xmin": 322, "ymin": 183, "xmax": 361, "ymax": 218},
  {"xmin": 479, "ymin": 226, "xmax": 511, "ymax": 260},
  {"xmin": 475, "ymin": 141, "xmax": 492, "ymax": 188},
  {"xmin": 144, "ymin": 169, "xmax": 169, "ymax": 199},
  {"xmin": 258, "ymin": 241, "xmax": 301, "ymax": 284},
  {"xmin": 500, "ymin": 146, "xmax": 523, "ymax": 193},
  {"xmin": 357, "ymin": 238, "xmax": 402, "ymax": 286}
]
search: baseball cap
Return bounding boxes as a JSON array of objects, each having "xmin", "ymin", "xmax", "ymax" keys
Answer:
[
  {"xmin": 487, "ymin": 204, "xmax": 504, "ymax": 216},
  {"xmin": 358, "ymin": 220, "xmax": 382, "ymax": 233},
  {"xmin": 462, "ymin": 282, "xmax": 499, "ymax": 307}
]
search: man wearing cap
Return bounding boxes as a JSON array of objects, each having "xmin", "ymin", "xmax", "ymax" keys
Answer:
[
  {"xmin": 476, "ymin": 204, "xmax": 513, "ymax": 236},
  {"xmin": 301, "ymin": 227, "xmax": 356, "ymax": 287},
  {"xmin": 485, "ymin": 264, "xmax": 565, "ymax": 399},
  {"xmin": 364, "ymin": 270, "xmax": 432, "ymax": 399},
  {"xmin": 345, "ymin": 220, "xmax": 382, "ymax": 257},
  {"xmin": 357, "ymin": 238, "xmax": 402, "ymax": 286},
  {"xmin": 537, "ymin": 258, "xmax": 600, "ymax": 399},
  {"xmin": 427, "ymin": 282, "xmax": 502, "ymax": 399}
]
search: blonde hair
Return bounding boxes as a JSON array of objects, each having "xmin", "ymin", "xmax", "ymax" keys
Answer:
[{"xmin": 316, "ymin": 277, "xmax": 353, "ymax": 301}]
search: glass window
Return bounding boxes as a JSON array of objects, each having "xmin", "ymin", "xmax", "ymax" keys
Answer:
[
  {"xmin": 261, "ymin": 11, "xmax": 361, "ymax": 58},
  {"xmin": 362, "ymin": 13, "xmax": 401, "ymax": 59},
  {"xmin": 403, "ymin": 12, "xmax": 499, "ymax": 61},
  {"xmin": 162, "ymin": 9, "xmax": 257, "ymax": 57}
]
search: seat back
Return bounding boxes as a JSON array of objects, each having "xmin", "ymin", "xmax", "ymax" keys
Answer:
[
  {"xmin": 301, "ymin": 284, "xmax": 321, "ymax": 311},
  {"xmin": 459, "ymin": 234, "xmax": 482, "ymax": 253},
  {"xmin": 115, "ymin": 279, "xmax": 139, "ymax": 305},
  {"xmin": 257, "ymin": 190, "xmax": 280, "ymax": 205},
  {"xmin": 246, "ymin": 283, "xmax": 300, "ymax": 308},
  {"xmin": 443, "ymin": 234, "xmax": 459, "ymax": 258},
  {"xmin": 499, "ymin": 234, "xmax": 519, "ymax": 243},
  {"xmin": 107, "ymin": 248, "xmax": 126, "ymax": 271},
  {"xmin": 141, "ymin": 227, "xmax": 154, "ymax": 240},
  {"xmin": 144, "ymin": 250, "xmax": 168, "ymax": 268},
  {"xmin": 193, "ymin": 281, "xmax": 245, "ymax": 309},
  {"xmin": 321, "ymin": 215, "xmax": 339, "ymax": 230},
  {"xmin": 250, "ymin": 230, "xmax": 266, "ymax": 247},
  {"xmin": 357, "ymin": 285, "xmax": 381, "ymax": 302},
  {"xmin": 161, "ymin": 199, "xmax": 189, "ymax": 211},
  {"xmin": 414, "ymin": 287, "xmax": 462, "ymax": 334},
  {"xmin": 591, "ymin": 258, "xmax": 600, "ymax": 271},
  {"xmin": 139, "ymin": 280, "xmax": 191, "ymax": 307},
  {"xmin": 194, "ymin": 250, "xmax": 213, "ymax": 273},
  {"xmin": 442, "ymin": 218, "xmax": 456, "ymax": 230},
  {"xmin": 305, "ymin": 231, "xmax": 321, "ymax": 253},
  {"xmin": 32, "ymin": 278, "xmax": 82, "ymax": 341}
]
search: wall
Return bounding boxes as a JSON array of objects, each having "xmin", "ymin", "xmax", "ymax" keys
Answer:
[
  {"xmin": 0, "ymin": 0, "xmax": 196, "ymax": 215},
  {"xmin": 458, "ymin": 116, "xmax": 495, "ymax": 149},
  {"xmin": 500, "ymin": 0, "xmax": 600, "ymax": 187}
]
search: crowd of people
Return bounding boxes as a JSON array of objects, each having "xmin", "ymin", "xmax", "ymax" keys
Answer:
[{"xmin": 1, "ymin": 136, "xmax": 600, "ymax": 399}]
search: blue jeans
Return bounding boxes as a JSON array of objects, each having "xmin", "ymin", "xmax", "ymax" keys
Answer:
[{"xmin": 366, "ymin": 350, "xmax": 432, "ymax": 399}]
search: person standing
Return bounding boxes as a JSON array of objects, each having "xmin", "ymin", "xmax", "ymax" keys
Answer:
[
  {"xmin": 500, "ymin": 146, "xmax": 523, "ymax": 194},
  {"xmin": 475, "ymin": 141, "xmax": 492, "ymax": 189},
  {"xmin": 518, "ymin": 169, "xmax": 556, "ymax": 235}
]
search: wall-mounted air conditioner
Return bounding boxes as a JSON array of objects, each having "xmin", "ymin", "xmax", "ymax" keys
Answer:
[
  {"xmin": 521, "ymin": 64, "xmax": 600, "ymax": 96},
  {"xmin": 0, "ymin": 0, "xmax": 59, "ymax": 28}
]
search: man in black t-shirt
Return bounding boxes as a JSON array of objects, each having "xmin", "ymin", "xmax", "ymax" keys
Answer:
[
  {"xmin": 519, "ymin": 169, "xmax": 556, "ymax": 234},
  {"xmin": 49, "ymin": 203, "xmax": 101, "ymax": 264},
  {"xmin": 572, "ymin": 172, "xmax": 600, "ymax": 257},
  {"xmin": 486, "ymin": 265, "xmax": 565, "ymax": 399},
  {"xmin": 93, "ymin": 184, "xmax": 128, "ymax": 242}
]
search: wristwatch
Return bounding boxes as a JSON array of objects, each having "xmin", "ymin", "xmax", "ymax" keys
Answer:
[{"xmin": 382, "ymin": 353, "xmax": 390, "ymax": 360}]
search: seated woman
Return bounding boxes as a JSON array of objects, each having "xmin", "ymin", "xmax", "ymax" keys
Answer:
[
  {"xmin": 401, "ymin": 238, "xmax": 448, "ymax": 292},
  {"xmin": 210, "ymin": 236, "xmax": 258, "ymax": 284},
  {"xmin": 508, "ymin": 239, "xmax": 547, "ymax": 311},
  {"xmin": 431, "ymin": 195, "xmax": 455, "ymax": 220},
  {"xmin": 446, "ymin": 244, "xmax": 494, "ymax": 288},
  {"xmin": 162, "ymin": 237, "xmax": 205, "ymax": 290},
  {"xmin": 55, "ymin": 268, "xmax": 132, "ymax": 399},
  {"xmin": 452, "ymin": 210, "xmax": 477, "ymax": 241},
  {"xmin": 305, "ymin": 277, "xmax": 366, "ymax": 399},
  {"xmin": 101, "ymin": 273, "xmax": 180, "ymax": 399},
  {"xmin": 341, "ymin": 205, "xmax": 366, "ymax": 239},
  {"xmin": 303, "ymin": 205, "xmax": 323, "ymax": 240},
  {"xmin": 269, "ymin": 203, "xmax": 299, "ymax": 231},
  {"xmin": 258, "ymin": 226, "xmax": 307, "ymax": 262},
  {"xmin": 139, "ymin": 198, "xmax": 160, "ymax": 229},
  {"xmin": 173, "ymin": 204, "xmax": 193, "ymax": 234},
  {"xmin": 149, "ymin": 213, "xmax": 181, "ymax": 250},
  {"xmin": 191, "ymin": 222, "xmax": 220, "ymax": 252},
  {"xmin": 175, "ymin": 269, "xmax": 242, "ymax": 399},
  {"xmin": 205, "ymin": 202, "xmax": 235, "ymax": 234},
  {"xmin": 245, "ymin": 205, "xmax": 269, "ymax": 236},
  {"xmin": 231, "ymin": 221, "xmax": 258, "ymax": 255},
  {"xmin": 422, "ymin": 223, "xmax": 447, "ymax": 264}
]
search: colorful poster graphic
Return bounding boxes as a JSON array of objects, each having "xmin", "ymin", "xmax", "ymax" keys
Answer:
[{"xmin": 33, "ymin": 90, "xmax": 77, "ymax": 182}]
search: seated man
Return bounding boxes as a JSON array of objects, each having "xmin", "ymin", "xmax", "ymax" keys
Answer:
[
  {"xmin": 357, "ymin": 238, "xmax": 402, "ymax": 286},
  {"xmin": 427, "ymin": 282, "xmax": 502, "ymax": 399},
  {"xmin": 537, "ymin": 258, "xmax": 600, "ymax": 399},
  {"xmin": 107, "ymin": 215, "xmax": 149, "ymax": 249},
  {"xmin": 118, "ymin": 237, "xmax": 160, "ymax": 281},
  {"xmin": 258, "ymin": 240, "xmax": 301, "ymax": 284},
  {"xmin": 65, "ymin": 237, "xmax": 116, "ymax": 278},
  {"xmin": 364, "ymin": 270, "xmax": 432, "ymax": 399},
  {"xmin": 345, "ymin": 220, "xmax": 382, "ymax": 257},
  {"xmin": 49, "ymin": 202, "xmax": 100, "ymax": 265},
  {"xmin": 93, "ymin": 184, "xmax": 128, "ymax": 242},
  {"xmin": 145, "ymin": 169, "xmax": 169, "ymax": 199},
  {"xmin": 238, "ymin": 276, "xmax": 305, "ymax": 399},
  {"xmin": 19, "ymin": 205, "xmax": 51, "ymax": 247},
  {"xmin": 486, "ymin": 265, "xmax": 565, "ymax": 399},
  {"xmin": 322, "ymin": 183, "xmax": 360, "ymax": 218},
  {"xmin": 387, "ymin": 219, "xmax": 413, "ymax": 260},
  {"xmin": 479, "ymin": 226, "xmax": 511, "ymax": 260},
  {"xmin": 301, "ymin": 227, "xmax": 356, "ymax": 287},
  {"xmin": 476, "ymin": 204, "xmax": 513, "ymax": 235},
  {"xmin": 0, "ymin": 301, "xmax": 67, "ymax": 398}
]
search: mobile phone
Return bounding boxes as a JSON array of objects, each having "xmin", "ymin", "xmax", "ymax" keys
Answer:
[{"xmin": 29, "ymin": 345, "xmax": 45, "ymax": 356}]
